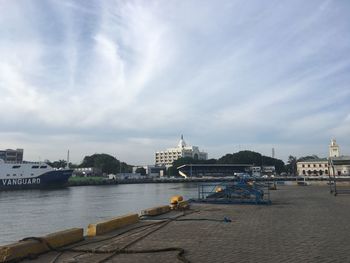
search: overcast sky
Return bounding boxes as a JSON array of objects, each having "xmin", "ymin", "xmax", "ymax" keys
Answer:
[{"xmin": 0, "ymin": 0, "xmax": 349, "ymax": 165}]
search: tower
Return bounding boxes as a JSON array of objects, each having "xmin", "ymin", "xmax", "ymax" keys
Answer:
[
  {"xmin": 178, "ymin": 134, "xmax": 187, "ymax": 148},
  {"xmin": 329, "ymin": 139, "xmax": 340, "ymax": 157}
]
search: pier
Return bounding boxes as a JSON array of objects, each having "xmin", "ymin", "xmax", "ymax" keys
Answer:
[{"xmin": 2, "ymin": 184, "xmax": 350, "ymax": 262}]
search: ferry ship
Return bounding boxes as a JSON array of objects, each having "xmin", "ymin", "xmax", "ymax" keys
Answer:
[{"xmin": 0, "ymin": 159, "xmax": 73, "ymax": 190}]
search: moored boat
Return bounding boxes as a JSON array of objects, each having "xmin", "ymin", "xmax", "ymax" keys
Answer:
[{"xmin": 0, "ymin": 159, "xmax": 72, "ymax": 190}]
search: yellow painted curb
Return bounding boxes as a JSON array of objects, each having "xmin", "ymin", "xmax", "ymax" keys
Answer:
[
  {"xmin": 87, "ymin": 213, "xmax": 139, "ymax": 237},
  {"xmin": 141, "ymin": 205, "xmax": 170, "ymax": 216},
  {"xmin": 0, "ymin": 228, "xmax": 83, "ymax": 263}
]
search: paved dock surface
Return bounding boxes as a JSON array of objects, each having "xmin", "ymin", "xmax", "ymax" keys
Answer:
[{"xmin": 23, "ymin": 185, "xmax": 350, "ymax": 263}]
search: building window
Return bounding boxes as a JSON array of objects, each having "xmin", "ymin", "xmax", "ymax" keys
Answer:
[
  {"xmin": 302, "ymin": 170, "xmax": 306, "ymax": 175},
  {"xmin": 325, "ymin": 170, "xmax": 328, "ymax": 174},
  {"xmin": 308, "ymin": 164, "xmax": 310, "ymax": 168},
  {"xmin": 302, "ymin": 164, "xmax": 305, "ymax": 168},
  {"xmin": 319, "ymin": 164, "xmax": 322, "ymax": 167}
]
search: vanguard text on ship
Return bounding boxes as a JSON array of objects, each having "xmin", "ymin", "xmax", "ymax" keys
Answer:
[{"xmin": 0, "ymin": 159, "xmax": 72, "ymax": 190}]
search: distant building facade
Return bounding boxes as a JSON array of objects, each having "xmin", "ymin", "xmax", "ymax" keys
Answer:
[
  {"xmin": 327, "ymin": 139, "xmax": 350, "ymax": 176},
  {"xmin": 132, "ymin": 165, "xmax": 166, "ymax": 177},
  {"xmin": 329, "ymin": 156, "xmax": 350, "ymax": 176},
  {"xmin": 297, "ymin": 158, "xmax": 329, "ymax": 176},
  {"xmin": 0, "ymin": 149, "xmax": 24, "ymax": 162},
  {"xmin": 177, "ymin": 164, "xmax": 252, "ymax": 178},
  {"xmin": 252, "ymin": 166, "xmax": 276, "ymax": 177},
  {"xmin": 73, "ymin": 167, "xmax": 102, "ymax": 177},
  {"xmin": 144, "ymin": 165, "xmax": 166, "ymax": 177},
  {"xmin": 155, "ymin": 135, "xmax": 208, "ymax": 167},
  {"xmin": 297, "ymin": 139, "xmax": 350, "ymax": 176}
]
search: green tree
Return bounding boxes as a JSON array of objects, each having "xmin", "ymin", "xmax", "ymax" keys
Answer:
[
  {"xmin": 217, "ymin": 150, "xmax": 285, "ymax": 174},
  {"xmin": 80, "ymin": 154, "xmax": 132, "ymax": 174},
  {"xmin": 285, "ymin": 155, "xmax": 297, "ymax": 175},
  {"xmin": 48, "ymin": 160, "xmax": 67, "ymax": 168}
]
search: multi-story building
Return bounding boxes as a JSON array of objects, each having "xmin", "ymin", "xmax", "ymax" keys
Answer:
[
  {"xmin": 155, "ymin": 135, "xmax": 208, "ymax": 167},
  {"xmin": 0, "ymin": 148, "xmax": 24, "ymax": 162},
  {"xmin": 297, "ymin": 139, "xmax": 350, "ymax": 176},
  {"xmin": 297, "ymin": 158, "xmax": 329, "ymax": 176}
]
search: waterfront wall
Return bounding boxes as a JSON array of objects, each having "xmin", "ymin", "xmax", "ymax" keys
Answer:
[
  {"xmin": 0, "ymin": 197, "xmax": 187, "ymax": 263},
  {"xmin": 68, "ymin": 176, "xmax": 350, "ymax": 187}
]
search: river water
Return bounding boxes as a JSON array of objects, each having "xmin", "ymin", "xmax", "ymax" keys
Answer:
[{"xmin": 0, "ymin": 183, "xmax": 200, "ymax": 246}]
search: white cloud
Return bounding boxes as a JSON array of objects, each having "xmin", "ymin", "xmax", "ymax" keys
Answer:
[{"xmin": 0, "ymin": 0, "xmax": 349, "ymax": 164}]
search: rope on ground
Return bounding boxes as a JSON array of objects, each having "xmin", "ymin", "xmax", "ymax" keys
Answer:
[
  {"xmin": 48, "ymin": 210, "xmax": 194, "ymax": 263},
  {"xmin": 49, "ymin": 220, "xmax": 168, "ymax": 263},
  {"xmin": 96, "ymin": 214, "xmax": 184, "ymax": 263},
  {"xmin": 62, "ymin": 247, "xmax": 190, "ymax": 263},
  {"xmin": 176, "ymin": 217, "xmax": 232, "ymax": 222},
  {"xmin": 20, "ymin": 237, "xmax": 58, "ymax": 252},
  {"xmin": 141, "ymin": 217, "xmax": 232, "ymax": 223},
  {"xmin": 17, "ymin": 237, "xmax": 62, "ymax": 261}
]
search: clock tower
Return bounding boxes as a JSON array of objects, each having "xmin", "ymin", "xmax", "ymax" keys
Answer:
[{"xmin": 329, "ymin": 139, "xmax": 340, "ymax": 157}]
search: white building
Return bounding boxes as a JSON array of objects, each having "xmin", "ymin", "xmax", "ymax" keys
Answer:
[
  {"xmin": 328, "ymin": 139, "xmax": 350, "ymax": 176},
  {"xmin": 329, "ymin": 139, "xmax": 340, "ymax": 157},
  {"xmin": 155, "ymin": 135, "xmax": 208, "ymax": 167},
  {"xmin": 297, "ymin": 158, "xmax": 329, "ymax": 176},
  {"xmin": 297, "ymin": 139, "xmax": 350, "ymax": 176},
  {"xmin": 0, "ymin": 148, "xmax": 23, "ymax": 162},
  {"xmin": 132, "ymin": 165, "xmax": 166, "ymax": 177}
]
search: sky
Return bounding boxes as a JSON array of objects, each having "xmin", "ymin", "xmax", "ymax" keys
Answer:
[{"xmin": 0, "ymin": 0, "xmax": 350, "ymax": 165}]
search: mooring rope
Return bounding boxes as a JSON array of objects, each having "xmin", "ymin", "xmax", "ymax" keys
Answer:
[{"xmin": 48, "ymin": 210, "xmax": 195, "ymax": 263}]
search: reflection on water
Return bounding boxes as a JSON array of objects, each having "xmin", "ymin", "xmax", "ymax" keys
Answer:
[{"xmin": 0, "ymin": 183, "xmax": 199, "ymax": 245}]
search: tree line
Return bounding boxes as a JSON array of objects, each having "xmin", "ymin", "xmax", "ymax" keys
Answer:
[
  {"xmin": 46, "ymin": 153, "xmax": 132, "ymax": 175},
  {"xmin": 46, "ymin": 151, "xmax": 317, "ymax": 176}
]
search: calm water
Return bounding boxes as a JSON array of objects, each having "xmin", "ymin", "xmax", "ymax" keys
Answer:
[{"xmin": 0, "ymin": 183, "xmax": 200, "ymax": 245}]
